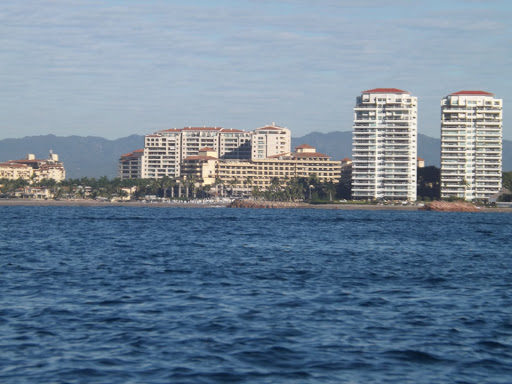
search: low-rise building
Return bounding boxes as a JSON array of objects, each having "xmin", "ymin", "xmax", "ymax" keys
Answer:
[{"xmin": 182, "ymin": 145, "xmax": 341, "ymax": 194}]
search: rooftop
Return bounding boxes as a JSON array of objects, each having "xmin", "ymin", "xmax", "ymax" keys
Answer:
[
  {"xmin": 294, "ymin": 152, "xmax": 330, "ymax": 158},
  {"xmin": 450, "ymin": 90, "xmax": 495, "ymax": 96},
  {"xmin": 362, "ymin": 88, "xmax": 409, "ymax": 94}
]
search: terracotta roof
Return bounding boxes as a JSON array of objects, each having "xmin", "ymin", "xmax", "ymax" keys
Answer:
[
  {"xmin": 10, "ymin": 159, "xmax": 43, "ymax": 163},
  {"xmin": 362, "ymin": 88, "xmax": 409, "ymax": 94},
  {"xmin": 158, "ymin": 128, "xmax": 182, "ymax": 133},
  {"xmin": 294, "ymin": 152, "xmax": 330, "ymax": 158},
  {"xmin": 268, "ymin": 152, "xmax": 291, "ymax": 159},
  {"xmin": 145, "ymin": 134, "xmax": 161, "ymax": 137},
  {"xmin": 295, "ymin": 144, "xmax": 314, "ymax": 149},
  {"xmin": 342, "ymin": 157, "xmax": 351, "ymax": 162},
  {"xmin": 199, "ymin": 147, "xmax": 215, "ymax": 151},
  {"xmin": 417, "ymin": 157, "xmax": 424, "ymax": 161},
  {"xmin": 220, "ymin": 128, "xmax": 245, "ymax": 133},
  {"xmin": 450, "ymin": 90, "xmax": 494, "ymax": 96},
  {"xmin": 120, "ymin": 149, "xmax": 143, "ymax": 157},
  {"xmin": 0, "ymin": 162, "xmax": 29, "ymax": 168}
]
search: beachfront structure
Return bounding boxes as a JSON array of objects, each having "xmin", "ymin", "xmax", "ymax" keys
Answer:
[
  {"xmin": 181, "ymin": 145, "xmax": 341, "ymax": 193},
  {"xmin": 0, "ymin": 152, "xmax": 65, "ymax": 182},
  {"xmin": 119, "ymin": 149, "xmax": 144, "ymax": 179},
  {"xmin": 119, "ymin": 123, "xmax": 291, "ymax": 179},
  {"xmin": 0, "ymin": 162, "xmax": 33, "ymax": 180},
  {"xmin": 352, "ymin": 88, "xmax": 418, "ymax": 201},
  {"xmin": 440, "ymin": 91, "xmax": 503, "ymax": 201}
]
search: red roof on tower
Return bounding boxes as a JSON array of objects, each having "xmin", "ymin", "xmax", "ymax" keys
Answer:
[
  {"xmin": 295, "ymin": 144, "xmax": 314, "ymax": 149},
  {"xmin": 362, "ymin": 88, "xmax": 409, "ymax": 94},
  {"xmin": 450, "ymin": 90, "xmax": 494, "ymax": 96}
]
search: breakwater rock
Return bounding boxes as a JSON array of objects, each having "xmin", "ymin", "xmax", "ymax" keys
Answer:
[
  {"xmin": 228, "ymin": 199, "xmax": 306, "ymax": 209},
  {"xmin": 421, "ymin": 201, "xmax": 480, "ymax": 212}
]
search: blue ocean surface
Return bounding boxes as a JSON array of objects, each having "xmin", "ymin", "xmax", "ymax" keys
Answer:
[{"xmin": 1, "ymin": 206, "xmax": 512, "ymax": 383}]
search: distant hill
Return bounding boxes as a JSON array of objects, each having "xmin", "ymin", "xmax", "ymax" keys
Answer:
[
  {"xmin": 0, "ymin": 132, "xmax": 510, "ymax": 178},
  {"xmin": 0, "ymin": 134, "xmax": 145, "ymax": 178}
]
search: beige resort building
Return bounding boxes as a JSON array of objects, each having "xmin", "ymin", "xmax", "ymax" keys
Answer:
[
  {"xmin": 0, "ymin": 151, "xmax": 65, "ymax": 182},
  {"xmin": 119, "ymin": 123, "xmax": 291, "ymax": 180},
  {"xmin": 181, "ymin": 144, "xmax": 342, "ymax": 193}
]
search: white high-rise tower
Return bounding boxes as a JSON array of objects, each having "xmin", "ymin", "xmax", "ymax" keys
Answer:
[
  {"xmin": 352, "ymin": 88, "xmax": 418, "ymax": 201},
  {"xmin": 440, "ymin": 91, "xmax": 502, "ymax": 201}
]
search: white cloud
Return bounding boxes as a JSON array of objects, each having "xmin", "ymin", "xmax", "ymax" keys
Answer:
[{"xmin": 0, "ymin": 0, "xmax": 510, "ymax": 140}]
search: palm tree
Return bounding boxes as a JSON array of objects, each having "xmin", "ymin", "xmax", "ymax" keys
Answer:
[
  {"xmin": 268, "ymin": 177, "xmax": 281, "ymax": 201},
  {"xmin": 228, "ymin": 178, "xmax": 239, "ymax": 197},
  {"xmin": 160, "ymin": 176, "xmax": 172, "ymax": 198},
  {"xmin": 215, "ymin": 177, "xmax": 225, "ymax": 198},
  {"xmin": 324, "ymin": 181, "xmax": 336, "ymax": 202},
  {"xmin": 244, "ymin": 176, "xmax": 253, "ymax": 196}
]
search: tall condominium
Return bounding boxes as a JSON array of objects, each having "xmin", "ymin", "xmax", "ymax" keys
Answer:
[
  {"xmin": 352, "ymin": 88, "xmax": 418, "ymax": 201},
  {"xmin": 440, "ymin": 91, "xmax": 502, "ymax": 201}
]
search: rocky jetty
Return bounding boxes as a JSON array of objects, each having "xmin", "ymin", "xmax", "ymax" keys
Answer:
[
  {"xmin": 421, "ymin": 201, "xmax": 480, "ymax": 212},
  {"xmin": 228, "ymin": 199, "xmax": 306, "ymax": 209}
]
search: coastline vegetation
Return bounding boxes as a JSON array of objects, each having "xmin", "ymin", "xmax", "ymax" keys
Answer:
[{"xmin": 1, "ymin": 170, "xmax": 511, "ymax": 204}]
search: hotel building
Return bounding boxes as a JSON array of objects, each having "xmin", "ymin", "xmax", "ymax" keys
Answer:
[
  {"xmin": 352, "ymin": 88, "xmax": 418, "ymax": 201},
  {"xmin": 440, "ymin": 91, "xmax": 502, "ymax": 201},
  {"xmin": 120, "ymin": 123, "xmax": 291, "ymax": 180},
  {"xmin": 1, "ymin": 152, "xmax": 65, "ymax": 182},
  {"xmin": 181, "ymin": 144, "xmax": 341, "ymax": 193},
  {"xmin": 119, "ymin": 149, "xmax": 144, "ymax": 179}
]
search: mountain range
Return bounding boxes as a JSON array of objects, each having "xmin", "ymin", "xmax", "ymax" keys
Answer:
[{"xmin": 0, "ymin": 133, "xmax": 510, "ymax": 178}]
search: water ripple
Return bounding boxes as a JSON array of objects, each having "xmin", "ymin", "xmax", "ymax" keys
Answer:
[{"xmin": 0, "ymin": 207, "xmax": 511, "ymax": 383}]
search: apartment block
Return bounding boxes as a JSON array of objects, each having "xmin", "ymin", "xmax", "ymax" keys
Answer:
[
  {"xmin": 251, "ymin": 124, "xmax": 291, "ymax": 160},
  {"xmin": 120, "ymin": 123, "xmax": 291, "ymax": 179},
  {"xmin": 352, "ymin": 88, "xmax": 418, "ymax": 201},
  {"xmin": 440, "ymin": 91, "xmax": 502, "ymax": 201},
  {"xmin": 1, "ymin": 152, "xmax": 66, "ymax": 182},
  {"xmin": 119, "ymin": 149, "xmax": 144, "ymax": 179}
]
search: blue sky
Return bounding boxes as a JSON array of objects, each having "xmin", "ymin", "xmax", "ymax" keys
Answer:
[{"xmin": 1, "ymin": 0, "xmax": 511, "ymax": 140}]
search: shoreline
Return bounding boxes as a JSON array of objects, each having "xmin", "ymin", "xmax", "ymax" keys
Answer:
[{"xmin": 1, "ymin": 198, "xmax": 511, "ymax": 212}]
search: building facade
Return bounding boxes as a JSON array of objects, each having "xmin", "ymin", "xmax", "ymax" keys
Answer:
[
  {"xmin": 440, "ymin": 91, "xmax": 502, "ymax": 201},
  {"xmin": 1, "ymin": 152, "xmax": 65, "ymax": 182},
  {"xmin": 352, "ymin": 88, "xmax": 418, "ymax": 201},
  {"xmin": 251, "ymin": 124, "xmax": 291, "ymax": 160},
  {"xmin": 0, "ymin": 162, "xmax": 33, "ymax": 180},
  {"xmin": 119, "ymin": 149, "xmax": 144, "ymax": 179},
  {"xmin": 120, "ymin": 123, "xmax": 291, "ymax": 180},
  {"xmin": 181, "ymin": 145, "xmax": 341, "ymax": 194}
]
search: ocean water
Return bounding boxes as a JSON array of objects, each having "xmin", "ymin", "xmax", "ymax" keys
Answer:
[{"xmin": 1, "ymin": 206, "xmax": 512, "ymax": 384}]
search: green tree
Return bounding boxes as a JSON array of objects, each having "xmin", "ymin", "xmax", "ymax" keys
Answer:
[
  {"xmin": 417, "ymin": 166, "xmax": 440, "ymax": 201},
  {"xmin": 503, "ymin": 171, "xmax": 512, "ymax": 191}
]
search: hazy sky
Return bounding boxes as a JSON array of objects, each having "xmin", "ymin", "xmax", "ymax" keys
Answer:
[{"xmin": 1, "ymin": 0, "xmax": 511, "ymax": 140}]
